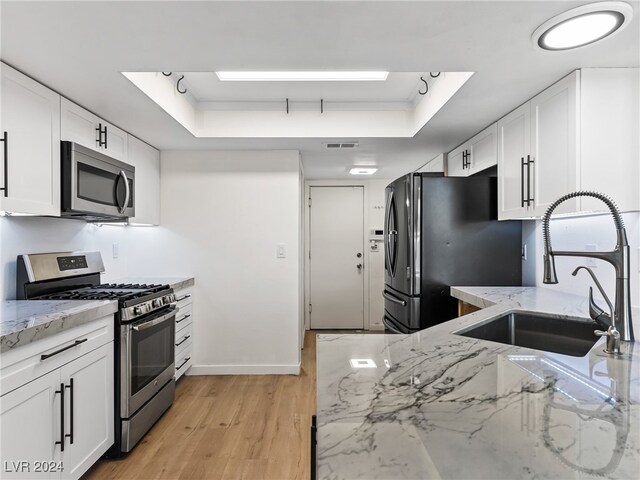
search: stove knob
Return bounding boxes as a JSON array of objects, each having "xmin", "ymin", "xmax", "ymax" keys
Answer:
[
  {"xmin": 164, "ymin": 295, "xmax": 173, "ymax": 304},
  {"xmin": 152, "ymin": 299, "xmax": 161, "ymax": 308},
  {"xmin": 134, "ymin": 306, "xmax": 142, "ymax": 315}
]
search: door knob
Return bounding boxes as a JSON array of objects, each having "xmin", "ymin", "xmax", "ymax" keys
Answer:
[
  {"xmin": 356, "ymin": 253, "xmax": 362, "ymax": 258},
  {"xmin": 357, "ymin": 263, "xmax": 363, "ymax": 270}
]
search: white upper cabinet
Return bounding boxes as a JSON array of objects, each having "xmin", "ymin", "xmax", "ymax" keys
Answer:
[
  {"xmin": 446, "ymin": 143, "xmax": 468, "ymax": 177},
  {"xmin": 498, "ymin": 102, "xmax": 531, "ymax": 220},
  {"xmin": 127, "ymin": 135, "xmax": 160, "ymax": 225},
  {"xmin": 468, "ymin": 123, "xmax": 497, "ymax": 174},
  {"xmin": 498, "ymin": 68, "xmax": 639, "ymax": 220},
  {"xmin": 416, "ymin": 153, "xmax": 444, "ymax": 173},
  {"xmin": 0, "ymin": 63, "xmax": 61, "ymax": 216},
  {"xmin": 60, "ymin": 98, "xmax": 128, "ymax": 162},
  {"xmin": 447, "ymin": 123, "xmax": 497, "ymax": 177}
]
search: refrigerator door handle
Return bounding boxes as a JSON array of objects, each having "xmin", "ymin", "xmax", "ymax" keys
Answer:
[{"xmin": 383, "ymin": 290, "xmax": 407, "ymax": 306}]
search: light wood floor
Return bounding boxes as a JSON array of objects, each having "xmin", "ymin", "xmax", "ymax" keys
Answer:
[{"xmin": 85, "ymin": 332, "xmax": 317, "ymax": 480}]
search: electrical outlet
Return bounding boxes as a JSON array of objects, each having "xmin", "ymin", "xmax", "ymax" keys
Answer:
[
  {"xmin": 112, "ymin": 243, "xmax": 119, "ymax": 259},
  {"xmin": 585, "ymin": 244, "xmax": 597, "ymax": 267}
]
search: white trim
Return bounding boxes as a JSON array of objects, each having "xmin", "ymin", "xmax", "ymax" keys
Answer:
[{"xmin": 187, "ymin": 363, "xmax": 301, "ymax": 376}]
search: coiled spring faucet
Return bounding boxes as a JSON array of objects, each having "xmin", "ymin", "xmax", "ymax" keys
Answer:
[{"xmin": 542, "ymin": 191, "xmax": 634, "ymax": 344}]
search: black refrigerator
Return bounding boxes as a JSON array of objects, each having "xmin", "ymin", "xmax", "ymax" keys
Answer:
[{"xmin": 383, "ymin": 173, "xmax": 522, "ymax": 333}]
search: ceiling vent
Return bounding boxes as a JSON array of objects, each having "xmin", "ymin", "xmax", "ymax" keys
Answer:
[{"xmin": 326, "ymin": 142, "xmax": 359, "ymax": 149}]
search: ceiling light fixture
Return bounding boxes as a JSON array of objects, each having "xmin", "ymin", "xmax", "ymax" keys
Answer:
[
  {"xmin": 349, "ymin": 167, "xmax": 378, "ymax": 175},
  {"xmin": 216, "ymin": 71, "xmax": 389, "ymax": 82},
  {"xmin": 532, "ymin": 2, "xmax": 632, "ymax": 51}
]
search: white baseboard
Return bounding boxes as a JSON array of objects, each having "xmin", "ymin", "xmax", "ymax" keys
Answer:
[{"xmin": 186, "ymin": 363, "xmax": 301, "ymax": 375}]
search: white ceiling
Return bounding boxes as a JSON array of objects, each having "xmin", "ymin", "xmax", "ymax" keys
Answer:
[{"xmin": 1, "ymin": 1, "xmax": 638, "ymax": 180}]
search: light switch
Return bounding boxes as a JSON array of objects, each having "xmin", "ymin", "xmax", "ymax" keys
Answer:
[
  {"xmin": 277, "ymin": 244, "xmax": 286, "ymax": 258},
  {"xmin": 112, "ymin": 243, "xmax": 119, "ymax": 259}
]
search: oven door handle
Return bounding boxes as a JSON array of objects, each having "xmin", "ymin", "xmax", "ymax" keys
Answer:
[{"xmin": 132, "ymin": 307, "xmax": 176, "ymax": 331}]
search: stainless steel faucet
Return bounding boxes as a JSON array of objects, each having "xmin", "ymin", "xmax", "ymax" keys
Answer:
[{"xmin": 542, "ymin": 191, "xmax": 634, "ymax": 343}]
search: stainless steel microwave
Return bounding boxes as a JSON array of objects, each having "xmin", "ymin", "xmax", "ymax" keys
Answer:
[{"xmin": 61, "ymin": 141, "xmax": 135, "ymax": 221}]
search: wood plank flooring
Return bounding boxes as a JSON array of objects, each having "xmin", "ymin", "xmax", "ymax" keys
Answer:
[{"xmin": 85, "ymin": 332, "xmax": 317, "ymax": 480}]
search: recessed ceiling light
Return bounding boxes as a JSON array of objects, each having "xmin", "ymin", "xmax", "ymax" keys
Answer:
[
  {"xmin": 349, "ymin": 167, "xmax": 378, "ymax": 175},
  {"xmin": 216, "ymin": 71, "xmax": 389, "ymax": 82},
  {"xmin": 533, "ymin": 2, "xmax": 632, "ymax": 51}
]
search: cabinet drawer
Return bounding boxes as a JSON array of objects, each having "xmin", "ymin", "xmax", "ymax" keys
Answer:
[
  {"xmin": 174, "ymin": 287, "xmax": 193, "ymax": 310},
  {"xmin": 175, "ymin": 347, "xmax": 192, "ymax": 381},
  {"xmin": 1, "ymin": 316, "xmax": 114, "ymax": 396},
  {"xmin": 174, "ymin": 303, "xmax": 193, "ymax": 333},
  {"xmin": 175, "ymin": 323, "xmax": 193, "ymax": 357}
]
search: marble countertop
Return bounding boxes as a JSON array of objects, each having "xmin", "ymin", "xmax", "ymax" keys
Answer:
[
  {"xmin": 109, "ymin": 276, "xmax": 194, "ymax": 291},
  {"xmin": 316, "ymin": 287, "xmax": 640, "ymax": 479},
  {"xmin": 1, "ymin": 300, "xmax": 118, "ymax": 353}
]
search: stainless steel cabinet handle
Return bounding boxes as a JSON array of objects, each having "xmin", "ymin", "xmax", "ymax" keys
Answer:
[
  {"xmin": 176, "ymin": 335, "xmax": 191, "ymax": 347},
  {"xmin": 383, "ymin": 290, "xmax": 407, "ymax": 306},
  {"xmin": 132, "ymin": 307, "xmax": 176, "ymax": 331}
]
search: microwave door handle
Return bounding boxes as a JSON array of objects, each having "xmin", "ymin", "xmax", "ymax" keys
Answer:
[{"xmin": 119, "ymin": 170, "xmax": 130, "ymax": 214}]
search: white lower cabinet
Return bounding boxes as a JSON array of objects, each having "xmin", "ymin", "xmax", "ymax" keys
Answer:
[
  {"xmin": 58, "ymin": 344, "xmax": 114, "ymax": 480},
  {"xmin": 0, "ymin": 318, "xmax": 114, "ymax": 480},
  {"xmin": 1, "ymin": 369, "xmax": 62, "ymax": 479},
  {"xmin": 174, "ymin": 286, "xmax": 194, "ymax": 380}
]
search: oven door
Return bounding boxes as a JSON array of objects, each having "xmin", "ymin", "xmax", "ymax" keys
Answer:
[
  {"xmin": 62, "ymin": 141, "xmax": 135, "ymax": 219},
  {"xmin": 121, "ymin": 306, "xmax": 176, "ymax": 418}
]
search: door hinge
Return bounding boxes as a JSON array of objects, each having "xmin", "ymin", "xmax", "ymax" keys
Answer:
[
  {"xmin": 308, "ymin": 197, "xmax": 312, "ymax": 207},
  {"xmin": 309, "ymin": 304, "xmax": 312, "ymax": 314}
]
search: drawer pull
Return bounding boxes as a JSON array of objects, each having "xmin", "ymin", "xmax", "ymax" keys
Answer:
[
  {"xmin": 176, "ymin": 314, "xmax": 191, "ymax": 324},
  {"xmin": 382, "ymin": 290, "xmax": 407, "ymax": 306},
  {"xmin": 41, "ymin": 339, "xmax": 87, "ymax": 361},
  {"xmin": 176, "ymin": 335, "xmax": 191, "ymax": 347},
  {"xmin": 55, "ymin": 383, "xmax": 65, "ymax": 451},
  {"xmin": 177, "ymin": 357, "xmax": 191, "ymax": 371},
  {"xmin": 175, "ymin": 294, "xmax": 191, "ymax": 302}
]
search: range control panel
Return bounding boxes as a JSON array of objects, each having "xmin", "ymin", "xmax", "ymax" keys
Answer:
[{"xmin": 57, "ymin": 255, "xmax": 88, "ymax": 271}]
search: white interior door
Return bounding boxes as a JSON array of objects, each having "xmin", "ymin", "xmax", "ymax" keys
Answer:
[{"xmin": 309, "ymin": 186, "xmax": 364, "ymax": 329}]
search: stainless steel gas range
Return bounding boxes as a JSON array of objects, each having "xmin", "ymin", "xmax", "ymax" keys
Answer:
[{"xmin": 16, "ymin": 251, "xmax": 177, "ymax": 454}]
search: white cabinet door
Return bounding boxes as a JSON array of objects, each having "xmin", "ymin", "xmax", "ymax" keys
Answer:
[
  {"xmin": 127, "ymin": 135, "xmax": 160, "ymax": 225},
  {"xmin": 446, "ymin": 143, "xmax": 469, "ymax": 177},
  {"xmin": 58, "ymin": 343, "xmax": 114, "ymax": 480},
  {"xmin": 468, "ymin": 122, "xmax": 497, "ymax": 174},
  {"xmin": 530, "ymin": 71, "xmax": 579, "ymax": 217},
  {"xmin": 0, "ymin": 63, "xmax": 61, "ymax": 216},
  {"xmin": 61, "ymin": 98, "xmax": 128, "ymax": 162},
  {"xmin": 0, "ymin": 369, "xmax": 62, "ymax": 479},
  {"xmin": 498, "ymin": 102, "xmax": 531, "ymax": 220}
]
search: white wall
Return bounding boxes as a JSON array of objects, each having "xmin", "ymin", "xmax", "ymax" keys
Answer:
[
  {"xmin": 126, "ymin": 150, "xmax": 303, "ymax": 374},
  {"xmin": 522, "ymin": 212, "xmax": 640, "ymax": 314}
]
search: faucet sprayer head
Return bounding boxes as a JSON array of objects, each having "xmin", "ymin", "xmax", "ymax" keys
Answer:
[{"xmin": 543, "ymin": 252, "xmax": 558, "ymax": 284}]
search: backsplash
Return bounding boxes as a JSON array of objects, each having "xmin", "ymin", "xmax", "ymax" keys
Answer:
[
  {"xmin": 0, "ymin": 216, "xmax": 134, "ymax": 300},
  {"xmin": 522, "ymin": 211, "xmax": 640, "ymax": 310}
]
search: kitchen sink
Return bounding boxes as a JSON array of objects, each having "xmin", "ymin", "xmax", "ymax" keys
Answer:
[{"xmin": 454, "ymin": 311, "xmax": 600, "ymax": 357}]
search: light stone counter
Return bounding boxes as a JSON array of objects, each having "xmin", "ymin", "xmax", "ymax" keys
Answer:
[
  {"xmin": 1, "ymin": 300, "xmax": 117, "ymax": 352},
  {"xmin": 109, "ymin": 276, "xmax": 195, "ymax": 292},
  {"xmin": 316, "ymin": 287, "xmax": 640, "ymax": 479}
]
